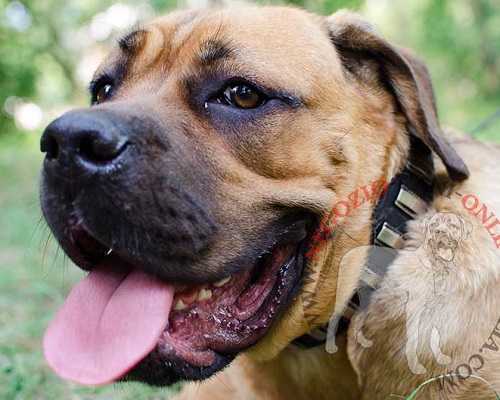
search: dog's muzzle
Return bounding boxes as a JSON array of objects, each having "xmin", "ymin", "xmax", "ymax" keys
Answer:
[{"xmin": 40, "ymin": 106, "xmax": 313, "ymax": 387}]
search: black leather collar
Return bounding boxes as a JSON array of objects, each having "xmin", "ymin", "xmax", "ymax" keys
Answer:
[{"xmin": 292, "ymin": 132, "xmax": 435, "ymax": 349}]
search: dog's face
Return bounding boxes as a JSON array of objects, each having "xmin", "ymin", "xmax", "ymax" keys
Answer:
[
  {"xmin": 40, "ymin": 6, "xmax": 469, "ymax": 388},
  {"xmin": 423, "ymin": 212, "xmax": 471, "ymax": 262}
]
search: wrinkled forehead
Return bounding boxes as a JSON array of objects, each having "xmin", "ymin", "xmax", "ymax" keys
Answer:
[
  {"xmin": 97, "ymin": 7, "xmax": 342, "ymax": 95},
  {"xmin": 431, "ymin": 213, "xmax": 460, "ymax": 226}
]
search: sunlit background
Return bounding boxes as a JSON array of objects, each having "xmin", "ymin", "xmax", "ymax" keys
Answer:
[
  {"xmin": 0, "ymin": 0, "xmax": 499, "ymax": 399},
  {"xmin": 1, "ymin": 0, "xmax": 499, "ymax": 142}
]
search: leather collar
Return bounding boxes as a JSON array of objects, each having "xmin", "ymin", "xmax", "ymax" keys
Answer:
[{"xmin": 292, "ymin": 132, "xmax": 435, "ymax": 349}]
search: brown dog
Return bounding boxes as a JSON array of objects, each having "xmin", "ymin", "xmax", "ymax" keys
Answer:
[{"xmin": 40, "ymin": 5, "xmax": 500, "ymax": 399}]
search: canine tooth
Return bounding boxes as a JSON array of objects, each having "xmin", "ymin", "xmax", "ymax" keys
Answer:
[
  {"xmin": 196, "ymin": 289, "xmax": 212, "ymax": 301},
  {"xmin": 214, "ymin": 277, "xmax": 231, "ymax": 287},
  {"xmin": 174, "ymin": 299, "xmax": 188, "ymax": 311}
]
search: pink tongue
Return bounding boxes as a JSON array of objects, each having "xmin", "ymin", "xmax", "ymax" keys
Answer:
[{"xmin": 43, "ymin": 260, "xmax": 174, "ymax": 386}]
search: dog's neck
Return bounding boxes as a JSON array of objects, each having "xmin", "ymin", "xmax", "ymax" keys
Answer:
[{"xmin": 292, "ymin": 132, "xmax": 436, "ymax": 349}]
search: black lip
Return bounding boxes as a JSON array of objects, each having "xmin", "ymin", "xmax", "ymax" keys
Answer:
[
  {"xmin": 66, "ymin": 214, "xmax": 312, "ymax": 284},
  {"xmin": 69, "ymin": 224, "xmax": 111, "ymax": 267},
  {"xmin": 122, "ymin": 351, "xmax": 236, "ymax": 386},
  {"xmin": 47, "ymin": 198, "xmax": 313, "ymax": 282},
  {"xmin": 123, "ymin": 232, "xmax": 312, "ymax": 386}
]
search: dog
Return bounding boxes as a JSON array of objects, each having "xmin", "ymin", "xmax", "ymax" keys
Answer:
[
  {"xmin": 326, "ymin": 212, "xmax": 475, "ymax": 376},
  {"xmin": 418, "ymin": 212, "xmax": 472, "ymax": 268},
  {"xmin": 39, "ymin": 5, "xmax": 500, "ymax": 399},
  {"xmin": 404, "ymin": 212, "xmax": 473, "ymax": 375}
]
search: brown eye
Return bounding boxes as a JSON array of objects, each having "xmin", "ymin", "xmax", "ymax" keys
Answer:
[
  {"xmin": 95, "ymin": 84, "xmax": 113, "ymax": 105},
  {"xmin": 223, "ymin": 84, "xmax": 265, "ymax": 109}
]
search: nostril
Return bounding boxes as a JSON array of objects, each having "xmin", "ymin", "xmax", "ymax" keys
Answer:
[
  {"xmin": 78, "ymin": 133, "xmax": 128, "ymax": 164},
  {"xmin": 41, "ymin": 111, "xmax": 133, "ymax": 171},
  {"xmin": 41, "ymin": 135, "xmax": 60, "ymax": 160}
]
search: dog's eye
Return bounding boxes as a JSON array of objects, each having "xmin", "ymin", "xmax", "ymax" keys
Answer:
[
  {"xmin": 220, "ymin": 84, "xmax": 266, "ymax": 109},
  {"xmin": 94, "ymin": 84, "xmax": 113, "ymax": 105}
]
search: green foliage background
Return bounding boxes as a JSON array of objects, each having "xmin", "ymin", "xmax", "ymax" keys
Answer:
[
  {"xmin": 0, "ymin": 0, "xmax": 498, "ymax": 399},
  {"xmin": 1, "ymin": 0, "xmax": 499, "ymax": 141}
]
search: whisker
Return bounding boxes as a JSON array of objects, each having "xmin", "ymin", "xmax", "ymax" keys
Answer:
[
  {"xmin": 25, "ymin": 215, "xmax": 46, "ymax": 258},
  {"xmin": 41, "ymin": 229, "xmax": 54, "ymax": 271}
]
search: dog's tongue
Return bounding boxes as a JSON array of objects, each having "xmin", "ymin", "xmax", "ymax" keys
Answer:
[
  {"xmin": 43, "ymin": 260, "xmax": 174, "ymax": 386},
  {"xmin": 438, "ymin": 247, "xmax": 454, "ymax": 261}
]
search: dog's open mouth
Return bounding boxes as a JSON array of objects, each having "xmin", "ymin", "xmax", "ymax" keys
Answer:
[
  {"xmin": 43, "ymin": 220, "xmax": 311, "ymax": 386},
  {"xmin": 433, "ymin": 236, "xmax": 457, "ymax": 262}
]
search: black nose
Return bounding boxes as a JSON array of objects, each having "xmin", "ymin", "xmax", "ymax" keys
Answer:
[{"xmin": 41, "ymin": 109, "xmax": 130, "ymax": 171}]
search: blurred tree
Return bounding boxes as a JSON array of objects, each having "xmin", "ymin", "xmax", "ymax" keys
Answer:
[
  {"xmin": 287, "ymin": 0, "xmax": 363, "ymax": 15},
  {"xmin": 470, "ymin": 0, "xmax": 500, "ymax": 96},
  {"xmin": 359, "ymin": 0, "xmax": 500, "ymax": 136},
  {"xmin": 0, "ymin": 0, "xmax": 169, "ymax": 137},
  {"xmin": 0, "ymin": 0, "xmax": 498, "ymax": 139},
  {"xmin": 419, "ymin": 0, "xmax": 499, "ymax": 99}
]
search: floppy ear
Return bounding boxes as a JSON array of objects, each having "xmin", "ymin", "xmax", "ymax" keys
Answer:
[
  {"xmin": 420, "ymin": 215, "xmax": 431, "ymax": 236},
  {"xmin": 458, "ymin": 215, "xmax": 473, "ymax": 240},
  {"xmin": 326, "ymin": 10, "xmax": 469, "ymax": 182}
]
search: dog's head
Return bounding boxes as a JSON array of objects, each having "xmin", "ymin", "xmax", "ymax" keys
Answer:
[
  {"xmin": 40, "ymin": 6, "xmax": 468, "ymax": 387},
  {"xmin": 421, "ymin": 212, "xmax": 472, "ymax": 262}
]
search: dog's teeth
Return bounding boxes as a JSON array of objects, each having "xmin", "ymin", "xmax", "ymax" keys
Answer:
[
  {"xmin": 214, "ymin": 277, "xmax": 231, "ymax": 287},
  {"xmin": 106, "ymin": 249, "xmax": 113, "ymax": 255},
  {"xmin": 174, "ymin": 299, "xmax": 188, "ymax": 311},
  {"xmin": 196, "ymin": 288, "xmax": 212, "ymax": 301}
]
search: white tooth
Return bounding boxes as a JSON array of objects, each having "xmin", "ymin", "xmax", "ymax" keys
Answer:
[
  {"xmin": 214, "ymin": 277, "xmax": 232, "ymax": 287},
  {"xmin": 106, "ymin": 249, "xmax": 113, "ymax": 255},
  {"xmin": 174, "ymin": 299, "xmax": 188, "ymax": 311},
  {"xmin": 196, "ymin": 289, "xmax": 212, "ymax": 301}
]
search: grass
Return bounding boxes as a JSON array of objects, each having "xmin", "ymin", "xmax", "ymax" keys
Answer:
[
  {"xmin": 391, "ymin": 374, "xmax": 500, "ymax": 399},
  {"xmin": 0, "ymin": 137, "xmax": 178, "ymax": 400}
]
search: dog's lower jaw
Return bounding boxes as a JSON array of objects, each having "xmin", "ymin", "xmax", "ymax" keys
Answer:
[
  {"xmin": 107, "ymin": 222, "xmax": 313, "ymax": 387},
  {"xmin": 180, "ymin": 332, "xmax": 360, "ymax": 400}
]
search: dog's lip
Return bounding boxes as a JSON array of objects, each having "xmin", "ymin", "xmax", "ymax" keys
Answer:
[
  {"xmin": 124, "ymin": 235, "xmax": 308, "ymax": 386},
  {"xmin": 67, "ymin": 218, "xmax": 310, "ymax": 280},
  {"xmin": 69, "ymin": 224, "xmax": 112, "ymax": 268},
  {"xmin": 435, "ymin": 237, "xmax": 457, "ymax": 249},
  {"xmin": 160, "ymin": 243, "xmax": 298, "ymax": 359},
  {"xmin": 60, "ymin": 218, "xmax": 313, "ymax": 385}
]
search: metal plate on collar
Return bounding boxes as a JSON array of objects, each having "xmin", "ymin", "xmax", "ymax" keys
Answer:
[
  {"xmin": 395, "ymin": 185, "xmax": 428, "ymax": 217},
  {"xmin": 375, "ymin": 222, "xmax": 406, "ymax": 249}
]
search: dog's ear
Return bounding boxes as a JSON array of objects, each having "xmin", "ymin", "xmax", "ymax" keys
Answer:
[
  {"xmin": 326, "ymin": 10, "xmax": 469, "ymax": 182},
  {"xmin": 420, "ymin": 214, "xmax": 431, "ymax": 235},
  {"xmin": 458, "ymin": 215, "xmax": 473, "ymax": 240}
]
